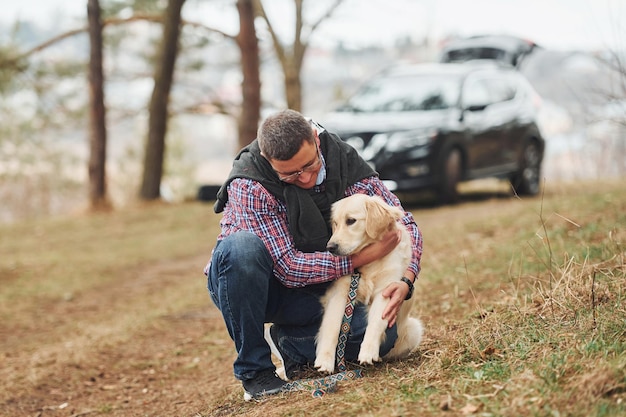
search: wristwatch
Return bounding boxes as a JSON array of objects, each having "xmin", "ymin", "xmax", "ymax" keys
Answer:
[{"xmin": 400, "ymin": 276, "xmax": 414, "ymax": 300}]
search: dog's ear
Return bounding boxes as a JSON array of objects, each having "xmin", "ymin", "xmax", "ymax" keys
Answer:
[{"xmin": 364, "ymin": 197, "xmax": 400, "ymax": 239}]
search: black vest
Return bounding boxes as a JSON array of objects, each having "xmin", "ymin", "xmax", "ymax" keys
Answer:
[{"xmin": 214, "ymin": 129, "xmax": 376, "ymax": 252}]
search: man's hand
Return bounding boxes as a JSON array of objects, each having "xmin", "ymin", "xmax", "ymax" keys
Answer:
[
  {"xmin": 350, "ymin": 230, "xmax": 401, "ymax": 269},
  {"xmin": 381, "ymin": 281, "xmax": 410, "ymax": 327}
]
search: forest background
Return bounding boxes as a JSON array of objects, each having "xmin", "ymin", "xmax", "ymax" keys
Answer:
[{"xmin": 0, "ymin": 0, "xmax": 625, "ymax": 223}]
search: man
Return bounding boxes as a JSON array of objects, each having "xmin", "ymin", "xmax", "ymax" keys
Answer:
[{"xmin": 205, "ymin": 109, "xmax": 423, "ymax": 401}]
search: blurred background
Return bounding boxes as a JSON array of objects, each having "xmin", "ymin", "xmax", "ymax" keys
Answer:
[{"xmin": 0, "ymin": 0, "xmax": 624, "ymax": 222}]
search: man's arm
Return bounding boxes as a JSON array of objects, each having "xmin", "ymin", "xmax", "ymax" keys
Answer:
[{"xmin": 224, "ymin": 178, "xmax": 353, "ymax": 287}]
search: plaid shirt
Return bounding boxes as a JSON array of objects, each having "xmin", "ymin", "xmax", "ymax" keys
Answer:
[{"xmin": 206, "ymin": 175, "xmax": 423, "ymax": 288}]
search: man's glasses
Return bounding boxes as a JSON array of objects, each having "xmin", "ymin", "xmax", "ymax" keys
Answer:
[{"xmin": 276, "ymin": 143, "xmax": 322, "ymax": 182}]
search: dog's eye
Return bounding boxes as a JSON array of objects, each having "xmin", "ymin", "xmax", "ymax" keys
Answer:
[{"xmin": 346, "ymin": 217, "xmax": 356, "ymax": 226}]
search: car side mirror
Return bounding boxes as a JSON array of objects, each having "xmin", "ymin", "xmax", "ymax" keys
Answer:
[{"xmin": 459, "ymin": 103, "xmax": 488, "ymax": 122}]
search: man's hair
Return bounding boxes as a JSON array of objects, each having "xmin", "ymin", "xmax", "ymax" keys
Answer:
[{"xmin": 258, "ymin": 109, "xmax": 315, "ymax": 161}]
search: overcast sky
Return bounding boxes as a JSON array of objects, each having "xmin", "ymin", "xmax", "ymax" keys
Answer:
[{"xmin": 2, "ymin": 0, "xmax": 625, "ymax": 51}]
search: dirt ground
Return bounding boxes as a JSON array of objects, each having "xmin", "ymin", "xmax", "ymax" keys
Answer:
[
  {"xmin": 0, "ymin": 252, "xmax": 240, "ymax": 417},
  {"xmin": 1, "ymin": 183, "xmax": 591, "ymax": 416}
]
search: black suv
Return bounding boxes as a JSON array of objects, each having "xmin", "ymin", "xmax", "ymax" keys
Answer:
[{"xmin": 324, "ymin": 61, "xmax": 545, "ymax": 203}]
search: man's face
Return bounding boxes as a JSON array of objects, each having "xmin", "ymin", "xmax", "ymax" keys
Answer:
[{"xmin": 269, "ymin": 138, "xmax": 322, "ymax": 189}]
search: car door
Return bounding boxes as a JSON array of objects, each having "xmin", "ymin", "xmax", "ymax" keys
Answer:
[
  {"xmin": 460, "ymin": 75, "xmax": 502, "ymax": 173},
  {"xmin": 484, "ymin": 75, "xmax": 520, "ymax": 168}
]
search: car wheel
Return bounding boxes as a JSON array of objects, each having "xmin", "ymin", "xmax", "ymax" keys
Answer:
[
  {"xmin": 439, "ymin": 148, "xmax": 462, "ymax": 204},
  {"xmin": 511, "ymin": 141, "xmax": 541, "ymax": 196}
]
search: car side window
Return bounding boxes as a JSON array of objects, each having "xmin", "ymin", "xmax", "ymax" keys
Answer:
[
  {"xmin": 462, "ymin": 78, "xmax": 492, "ymax": 110},
  {"xmin": 463, "ymin": 74, "xmax": 519, "ymax": 109},
  {"xmin": 487, "ymin": 76, "xmax": 517, "ymax": 103}
]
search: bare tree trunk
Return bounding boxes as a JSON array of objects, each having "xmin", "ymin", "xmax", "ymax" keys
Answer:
[
  {"xmin": 255, "ymin": 0, "xmax": 344, "ymax": 112},
  {"xmin": 139, "ymin": 0, "xmax": 186, "ymax": 200},
  {"xmin": 236, "ymin": 0, "xmax": 261, "ymax": 148},
  {"xmin": 87, "ymin": 0, "xmax": 110, "ymax": 210},
  {"xmin": 284, "ymin": 64, "xmax": 302, "ymax": 111}
]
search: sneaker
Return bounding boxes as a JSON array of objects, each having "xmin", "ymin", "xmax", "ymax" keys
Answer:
[
  {"xmin": 267, "ymin": 325, "xmax": 304, "ymax": 380},
  {"xmin": 242, "ymin": 368, "xmax": 287, "ymax": 401}
]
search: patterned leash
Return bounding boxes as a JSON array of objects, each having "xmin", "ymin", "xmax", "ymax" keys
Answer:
[{"xmin": 283, "ymin": 270, "xmax": 363, "ymax": 397}]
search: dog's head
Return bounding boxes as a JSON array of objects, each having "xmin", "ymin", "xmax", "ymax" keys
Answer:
[{"xmin": 326, "ymin": 194, "xmax": 404, "ymax": 256}]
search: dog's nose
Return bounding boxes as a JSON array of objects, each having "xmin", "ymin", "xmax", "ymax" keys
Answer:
[{"xmin": 326, "ymin": 242, "xmax": 338, "ymax": 254}]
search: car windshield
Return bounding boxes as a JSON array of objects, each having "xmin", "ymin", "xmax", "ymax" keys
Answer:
[{"xmin": 341, "ymin": 73, "xmax": 461, "ymax": 112}]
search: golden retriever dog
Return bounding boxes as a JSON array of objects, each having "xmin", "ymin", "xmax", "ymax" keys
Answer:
[{"xmin": 314, "ymin": 194, "xmax": 423, "ymax": 374}]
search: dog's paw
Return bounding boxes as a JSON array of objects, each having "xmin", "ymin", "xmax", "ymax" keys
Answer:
[
  {"xmin": 314, "ymin": 354, "xmax": 335, "ymax": 374},
  {"xmin": 357, "ymin": 345, "xmax": 381, "ymax": 365},
  {"xmin": 357, "ymin": 354, "xmax": 381, "ymax": 365}
]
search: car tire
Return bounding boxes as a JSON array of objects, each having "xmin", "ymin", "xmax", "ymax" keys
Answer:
[
  {"xmin": 511, "ymin": 140, "xmax": 541, "ymax": 196},
  {"xmin": 438, "ymin": 148, "xmax": 462, "ymax": 204}
]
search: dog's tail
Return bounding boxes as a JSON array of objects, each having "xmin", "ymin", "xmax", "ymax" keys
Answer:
[{"xmin": 385, "ymin": 317, "xmax": 424, "ymax": 359}]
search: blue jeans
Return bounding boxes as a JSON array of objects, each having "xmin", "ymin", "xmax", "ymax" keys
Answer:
[{"xmin": 206, "ymin": 231, "xmax": 398, "ymax": 380}]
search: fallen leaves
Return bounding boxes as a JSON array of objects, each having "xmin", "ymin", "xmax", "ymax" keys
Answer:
[
  {"xmin": 460, "ymin": 402, "xmax": 483, "ymax": 415},
  {"xmin": 437, "ymin": 385, "xmax": 506, "ymax": 414}
]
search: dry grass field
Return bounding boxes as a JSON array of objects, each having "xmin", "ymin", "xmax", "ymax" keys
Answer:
[{"xmin": 0, "ymin": 180, "xmax": 624, "ymax": 416}]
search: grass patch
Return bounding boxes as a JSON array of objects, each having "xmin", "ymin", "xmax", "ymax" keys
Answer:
[
  {"xmin": 1, "ymin": 180, "xmax": 624, "ymax": 416},
  {"xmin": 198, "ymin": 181, "xmax": 625, "ymax": 416}
]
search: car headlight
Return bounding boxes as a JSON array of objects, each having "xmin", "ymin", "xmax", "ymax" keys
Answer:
[
  {"xmin": 344, "ymin": 136, "xmax": 365, "ymax": 153},
  {"xmin": 386, "ymin": 129, "xmax": 437, "ymax": 152},
  {"xmin": 362, "ymin": 133, "xmax": 388, "ymax": 160}
]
